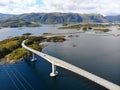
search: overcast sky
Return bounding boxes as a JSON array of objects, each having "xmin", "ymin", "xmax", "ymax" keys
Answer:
[{"xmin": 0, "ymin": 0, "xmax": 120, "ymax": 16}]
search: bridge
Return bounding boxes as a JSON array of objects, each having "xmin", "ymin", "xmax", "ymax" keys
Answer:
[{"xmin": 22, "ymin": 40, "xmax": 120, "ymax": 90}]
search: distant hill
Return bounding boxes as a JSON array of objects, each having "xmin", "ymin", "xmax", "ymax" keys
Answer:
[
  {"xmin": 0, "ymin": 13, "xmax": 109, "ymax": 26},
  {"xmin": 106, "ymin": 15, "xmax": 120, "ymax": 23},
  {"xmin": 0, "ymin": 13, "xmax": 14, "ymax": 20},
  {"xmin": 80, "ymin": 14, "xmax": 108, "ymax": 23}
]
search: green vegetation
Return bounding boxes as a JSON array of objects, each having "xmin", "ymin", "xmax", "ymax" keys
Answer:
[
  {"xmin": 94, "ymin": 29, "xmax": 110, "ymax": 32},
  {"xmin": 0, "ymin": 35, "xmax": 66, "ymax": 62},
  {"xmin": 29, "ymin": 44, "xmax": 42, "ymax": 51},
  {"xmin": 6, "ymin": 48, "xmax": 27, "ymax": 60},
  {"xmin": 44, "ymin": 36, "xmax": 66, "ymax": 42},
  {"xmin": 0, "ymin": 37, "xmax": 22, "ymax": 58},
  {"xmin": 59, "ymin": 24, "xmax": 109, "ymax": 30},
  {"xmin": 0, "ymin": 36, "xmax": 43, "ymax": 60},
  {"xmin": 0, "ymin": 20, "xmax": 40, "ymax": 28},
  {"xmin": 6, "ymin": 44, "xmax": 41, "ymax": 60},
  {"xmin": 42, "ymin": 33, "xmax": 52, "ymax": 36},
  {"xmin": 59, "ymin": 24, "xmax": 111, "ymax": 33},
  {"xmin": 27, "ymin": 22, "xmax": 40, "ymax": 27},
  {"xmin": 59, "ymin": 24, "xmax": 82, "ymax": 29}
]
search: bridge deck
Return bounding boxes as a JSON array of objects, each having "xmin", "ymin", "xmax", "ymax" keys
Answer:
[{"xmin": 22, "ymin": 40, "xmax": 120, "ymax": 90}]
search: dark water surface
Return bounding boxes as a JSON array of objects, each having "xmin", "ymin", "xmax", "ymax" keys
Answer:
[{"xmin": 0, "ymin": 25, "xmax": 120, "ymax": 90}]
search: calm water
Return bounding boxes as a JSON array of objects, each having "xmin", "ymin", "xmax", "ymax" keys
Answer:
[{"xmin": 0, "ymin": 25, "xmax": 120, "ymax": 90}]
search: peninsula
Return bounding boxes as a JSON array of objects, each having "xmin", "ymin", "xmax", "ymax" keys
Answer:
[{"xmin": 0, "ymin": 35, "xmax": 66, "ymax": 64}]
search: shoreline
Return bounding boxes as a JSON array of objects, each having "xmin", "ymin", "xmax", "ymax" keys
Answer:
[
  {"xmin": 0, "ymin": 56, "xmax": 25, "ymax": 65},
  {"xmin": 0, "ymin": 42, "xmax": 51, "ymax": 66}
]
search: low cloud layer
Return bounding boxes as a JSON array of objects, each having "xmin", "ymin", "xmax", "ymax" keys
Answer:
[
  {"xmin": 42, "ymin": 0, "xmax": 120, "ymax": 16},
  {"xmin": 0, "ymin": 0, "xmax": 120, "ymax": 16}
]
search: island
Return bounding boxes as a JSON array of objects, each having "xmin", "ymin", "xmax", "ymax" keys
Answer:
[
  {"xmin": 59, "ymin": 24, "xmax": 111, "ymax": 32},
  {"xmin": 0, "ymin": 35, "xmax": 66, "ymax": 64},
  {"xmin": 0, "ymin": 20, "xmax": 40, "ymax": 28}
]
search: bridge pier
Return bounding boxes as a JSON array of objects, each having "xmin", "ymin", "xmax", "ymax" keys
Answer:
[
  {"xmin": 31, "ymin": 53, "xmax": 37, "ymax": 62},
  {"xmin": 50, "ymin": 63, "xmax": 58, "ymax": 77}
]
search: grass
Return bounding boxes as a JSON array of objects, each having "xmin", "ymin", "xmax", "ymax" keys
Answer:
[
  {"xmin": 59, "ymin": 24, "xmax": 110, "ymax": 30},
  {"xmin": 0, "ymin": 35, "xmax": 66, "ymax": 61},
  {"xmin": 6, "ymin": 48, "xmax": 27, "ymax": 60},
  {"xmin": 6, "ymin": 43, "xmax": 41, "ymax": 60}
]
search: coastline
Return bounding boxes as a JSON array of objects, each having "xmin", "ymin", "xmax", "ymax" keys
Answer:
[
  {"xmin": 0, "ymin": 44, "xmax": 47, "ymax": 65},
  {"xmin": 0, "ymin": 57, "xmax": 24, "ymax": 65}
]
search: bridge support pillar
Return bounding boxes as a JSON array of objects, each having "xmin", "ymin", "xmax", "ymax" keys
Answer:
[
  {"xmin": 31, "ymin": 53, "xmax": 37, "ymax": 62},
  {"xmin": 50, "ymin": 63, "xmax": 58, "ymax": 77}
]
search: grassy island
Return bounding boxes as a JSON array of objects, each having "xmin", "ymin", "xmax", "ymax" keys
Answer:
[
  {"xmin": 59, "ymin": 24, "xmax": 111, "ymax": 32},
  {"xmin": 59, "ymin": 24, "xmax": 109, "ymax": 29},
  {"xmin": 44, "ymin": 36, "xmax": 66, "ymax": 42},
  {"xmin": 94, "ymin": 29, "xmax": 110, "ymax": 32},
  {"xmin": 0, "ymin": 35, "xmax": 66, "ymax": 64},
  {"xmin": 59, "ymin": 24, "xmax": 82, "ymax": 30},
  {"xmin": 0, "ymin": 20, "xmax": 40, "ymax": 28}
]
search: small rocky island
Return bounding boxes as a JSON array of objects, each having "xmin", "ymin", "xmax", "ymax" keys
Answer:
[
  {"xmin": 59, "ymin": 24, "xmax": 111, "ymax": 32},
  {"xmin": 0, "ymin": 35, "xmax": 66, "ymax": 64}
]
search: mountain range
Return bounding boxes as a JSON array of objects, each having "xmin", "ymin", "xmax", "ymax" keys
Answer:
[
  {"xmin": 0, "ymin": 13, "xmax": 14, "ymax": 20},
  {"xmin": 106, "ymin": 15, "xmax": 120, "ymax": 23},
  {"xmin": 0, "ymin": 13, "xmax": 120, "ymax": 25}
]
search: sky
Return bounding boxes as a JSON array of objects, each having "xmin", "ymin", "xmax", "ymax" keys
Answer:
[{"xmin": 0, "ymin": 0, "xmax": 120, "ymax": 16}]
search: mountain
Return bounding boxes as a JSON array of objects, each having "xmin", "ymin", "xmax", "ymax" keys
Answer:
[
  {"xmin": 80, "ymin": 14, "xmax": 108, "ymax": 23},
  {"xmin": 0, "ymin": 13, "xmax": 14, "ymax": 20},
  {"xmin": 0, "ymin": 13, "xmax": 109, "ymax": 26},
  {"xmin": 106, "ymin": 15, "xmax": 120, "ymax": 23}
]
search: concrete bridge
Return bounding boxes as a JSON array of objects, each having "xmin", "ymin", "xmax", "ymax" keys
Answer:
[{"xmin": 22, "ymin": 40, "xmax": 120, "ymax": 90}]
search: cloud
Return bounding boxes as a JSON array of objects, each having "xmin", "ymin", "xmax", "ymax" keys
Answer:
[
  {"xmin": 42, "ymin": 0, "xmax": 120, "ymax": 16},
  {"xmin": 0, "ymin": 0, "xmax": 45, "ymax": 14},
  {"xmin": 0, "ymin": 0, "xmax": 120, "ymax": 15}
]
